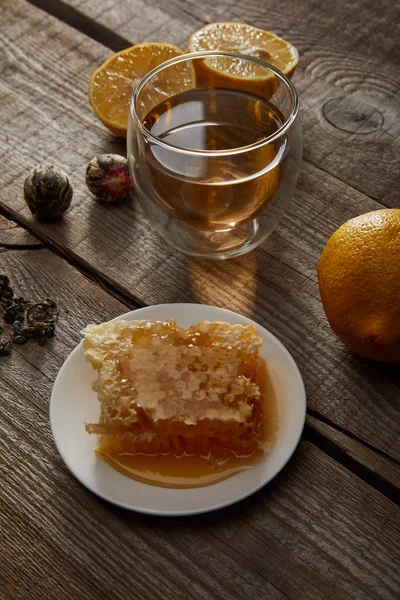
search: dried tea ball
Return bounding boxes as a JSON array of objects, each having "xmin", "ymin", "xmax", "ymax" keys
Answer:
[
  {"xmin": 85, "ymin": 154, "xmax": 132, "ymax": 202},
  {"xmin": 24, "ymin": 165, "xmax": 73, "ymax": 221}
]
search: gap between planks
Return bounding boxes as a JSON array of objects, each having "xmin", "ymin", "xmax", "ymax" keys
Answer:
[
  {"xmin": 26, "ymin": 0, "xmax": 134, "ymax": 52},
  {"xmin": 0, "ymin": 205, "xmax": 143, "ymax": 311},
  {"xmin": 24, "ymin": 0, "xmax": 395, "ymax": 209},
  {"xmin": 308, "ymin": 408, "xmax": 400, "ymax": 467},
  {"xmin": 1, "ymin": 219, "xmax": 399, "ymax": 507},
  {"xmin": 305, "ymin": 420, "xmax": 400, "ymax": 507}
]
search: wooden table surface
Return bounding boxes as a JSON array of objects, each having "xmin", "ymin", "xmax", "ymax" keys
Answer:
[{"xmin": 1, "ymin": 0, "xmax": 399, "ymax": 598}]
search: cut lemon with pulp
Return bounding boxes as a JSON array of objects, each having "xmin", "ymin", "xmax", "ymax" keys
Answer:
[
  {"xmin": 89, "ymin": 42, "xmax": 192, "ymax": 137},
  {"xmin": 188, "ymin": 22, "xmax": 298, "ymax": 95}
]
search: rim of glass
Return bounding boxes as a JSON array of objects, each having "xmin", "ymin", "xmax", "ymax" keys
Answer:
[{"xmin": 131, "ymin": 50, "xmax": 299, "ymax": 156}]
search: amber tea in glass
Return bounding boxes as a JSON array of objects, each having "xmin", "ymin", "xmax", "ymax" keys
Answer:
[{"xmin": 128, "ymin": 52, "xmax": 302, "ymax": 259}]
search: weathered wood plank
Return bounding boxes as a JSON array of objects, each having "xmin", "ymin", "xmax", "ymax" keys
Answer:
[
  {"xmin": 1, "ymin": 246, "xmax": 399, "ymax": 600},
  {"xmin": 0, "ymin": 215, "xmax": 43, "ymax": 248},
  {"xmin": 0, "ymin": 0, "xmax": 399, "ymax": 461},
  {"xmin": 55, "ymin": 0, "xmax": 230, "ymax": 32},
  {"xmin": 54, "ymin": 0, "xmax": 400, "ymax": 205},
  {"xmin": 307, "ymin": 415, "xmax": 400, "ymax": 498},
  {"xmin": 28, "ymin": 0, "xmax": 202, "ymax": 49}
]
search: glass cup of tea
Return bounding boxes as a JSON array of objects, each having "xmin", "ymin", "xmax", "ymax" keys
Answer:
[{"xmin": 128, "ymin": 51, "xmax": 302, "ymax": 259}]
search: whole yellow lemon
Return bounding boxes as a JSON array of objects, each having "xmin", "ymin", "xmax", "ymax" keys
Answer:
[{"xmin": 317, "ymin": 209, "xmax": 400, "ymax": 362}]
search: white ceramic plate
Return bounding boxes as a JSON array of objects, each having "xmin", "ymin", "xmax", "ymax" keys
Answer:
[{"xmin": 50, "ymin": 304, "xmax": 306, "ymax": 516}]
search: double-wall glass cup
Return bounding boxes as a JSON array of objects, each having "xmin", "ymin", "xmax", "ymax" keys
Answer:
[{"xmin": 128, "ymin": 51, "xmax": 302, "ymax": 259}]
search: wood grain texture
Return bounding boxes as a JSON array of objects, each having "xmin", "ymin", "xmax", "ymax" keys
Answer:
[
  {"xmin": 0, "ymin": 216, "xmax": 43, "ymax": 248},
  {"xmin": 27, "ymin": 0, "xmax": 202, "ymax": 50},
  {"xmin": 307, "ymin": 415, "xmax": 400, "ymax": 501},
  {"xmin": 0, "ymin": 0, "xmax": 399, "ymax": 461},
  {"xmin": 63, "ymin": 0, "xmax": 231, "ymax": 31},
  {"xmin": 54, "ymin": 0, "xmax": 400, "ymax": 206},
  {"xmin": 1, "ymin": 247, "xmax": 400, "ymax": 600}
]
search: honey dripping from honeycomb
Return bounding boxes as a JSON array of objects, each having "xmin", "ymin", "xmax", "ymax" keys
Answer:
[{"xmin": 82, "ymin": 320, "xmax": 280, "ymax": 488}]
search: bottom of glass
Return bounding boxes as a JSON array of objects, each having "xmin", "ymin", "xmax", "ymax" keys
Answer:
[{"xmin": 159, "ymin": 219, "xmax": 271, "ymax": 260}]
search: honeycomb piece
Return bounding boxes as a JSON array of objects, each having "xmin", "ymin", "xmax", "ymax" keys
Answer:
[{"xmin": 82, "ymin": 319, "xmax": 265, "ymax": 457}]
